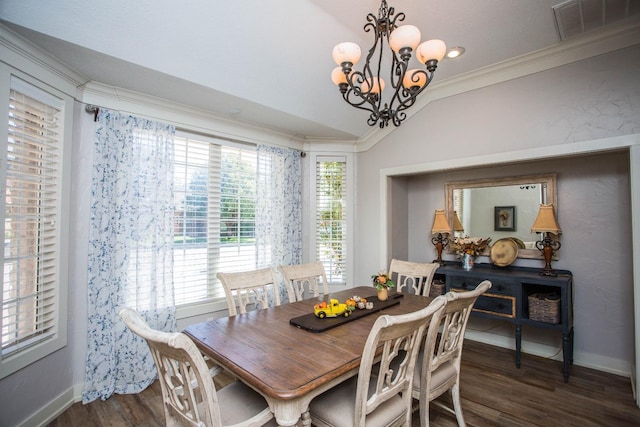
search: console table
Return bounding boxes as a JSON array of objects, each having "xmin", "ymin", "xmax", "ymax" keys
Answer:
[{"xmin": 436, "ymin": 263, "xmax": 574, "ymax": 382}]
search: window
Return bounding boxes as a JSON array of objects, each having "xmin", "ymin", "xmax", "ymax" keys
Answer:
[
  {"xmin": 1, "ymin": 76, "xmax": 67, "ymax": 378},
  {"xmin": 173, "ymin": 133, "xmax": 260, "ymax": 306},
  {"xmin": 315, "ymin": 156, "xmax": 348, "ymax": 285}
]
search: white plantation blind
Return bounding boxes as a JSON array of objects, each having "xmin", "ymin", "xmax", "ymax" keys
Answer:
[
  {"xmin": 2, "ymin": 78, "xmax": 62, "ymax": 357},
  {"xmin": 315, "ymin": 156, "xmax": 347, "ymax": 285},
  {"xmin": 217, "ymin": 147, "xmax": 258, "ymax": 272},
  {"xmin": 173, "ymin": 136, "xmax": 215, "ymax": 304},
  {"xmin": 173, "ymin": 134, "xmax": 258, "ymax": 305}
]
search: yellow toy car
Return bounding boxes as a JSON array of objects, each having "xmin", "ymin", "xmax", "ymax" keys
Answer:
[{"xmin": 314, "ymin": 299, "xmax": 354, "ymax": 318}]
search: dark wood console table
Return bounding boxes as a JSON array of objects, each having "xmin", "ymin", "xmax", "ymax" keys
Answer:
[{"xmin": 437, "ymin": 263, "xmax": 574, "ymax": 382}]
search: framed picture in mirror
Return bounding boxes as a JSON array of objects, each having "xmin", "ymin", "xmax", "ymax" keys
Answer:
[{"xmin": 495, "ymin": 206, "xmax": 516, "ymax": 231}]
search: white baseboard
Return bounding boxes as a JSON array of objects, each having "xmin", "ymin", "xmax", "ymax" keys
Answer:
[
  {"xmin": 465, "ymin": 330, "xmax": 631, "ymax": 377},
  {"xmin": 632, "ymin": 365, "xmax": 637, "ymax": 402},
  {"xmin": 18, "ymin": 386, "xmax": 76, "ymax": 427}
]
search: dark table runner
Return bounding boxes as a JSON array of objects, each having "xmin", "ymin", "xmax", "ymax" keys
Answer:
[{"xmin": 289, "ymin": 293, "xmax": 403, "ymax": 332}]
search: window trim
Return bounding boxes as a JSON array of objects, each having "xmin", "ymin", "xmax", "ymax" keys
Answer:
[{"xmin": 0, "ymin": 69, "xmax": 71, "ymax": 379}]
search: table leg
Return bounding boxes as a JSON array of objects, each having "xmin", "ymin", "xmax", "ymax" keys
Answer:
[
  {"xmin": 301, "ymin": 410, "xmax": 311, "ymax": 427},
  {"xmin": 268, "ymin": 398, "xmax": 307, "ymax": 427},
  {"xmin": 515, "ymin": 323, "xmax": 522, "ymax": 368},
  {"xmin": 562, "ymin": 328, "xmax": 574, "ymax": 382},
  {"xmin": 570, "ymin": 327, "xmax": 575, "ymax": 365}
]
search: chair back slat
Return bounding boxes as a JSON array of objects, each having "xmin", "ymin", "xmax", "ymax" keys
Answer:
[
  {"xmin": 355, "ymin": 296, "xmax": 447, "ymax": 424},
  {"xmin": 217, "ymin": 267, "xmax": 281, "ymax": 316},
  {"xmin": 415, "ymin": 280, "xmax": 492, "ymax": 427},
  {"xmin": 389, "ymin": 259, "xmax": 440, "ymax": 296},
  {"xmin": 279, "ymin": 261, "xmax": 329, "ymax": 302},
  {"xmin": 119, "ymin": 308, "xmax": 221, "ymax": 427}
]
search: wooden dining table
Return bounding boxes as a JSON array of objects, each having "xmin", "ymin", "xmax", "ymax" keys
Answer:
[{"xmin": 183, "ymin": 286, "xmax": 434, "ymax": 427}]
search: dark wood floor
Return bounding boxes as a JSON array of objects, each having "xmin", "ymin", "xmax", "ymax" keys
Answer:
[{"xmin": 47, "ymin": 340, "xmax": 640, "ymax": 426}]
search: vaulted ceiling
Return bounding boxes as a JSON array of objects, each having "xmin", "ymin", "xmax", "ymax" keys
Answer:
[{"xmin": 1, "ymin": 0, "xmax": 639, "ymax": 143}]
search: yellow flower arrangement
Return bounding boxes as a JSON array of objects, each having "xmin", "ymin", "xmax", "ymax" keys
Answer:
[
  {"xmin": 450, "ymin": 237, "xmax": 492, "ymax": 258},
  {"xmin": 371, "ymin": 271, "xmax": 396, "ymax": 290}
]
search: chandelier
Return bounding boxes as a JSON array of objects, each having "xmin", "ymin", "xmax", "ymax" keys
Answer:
[{"xmin": 331, "ymin": 0, "xmax": 446, "ymax": 128}]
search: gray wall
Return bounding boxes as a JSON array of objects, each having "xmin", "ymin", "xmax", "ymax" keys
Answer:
[
  {"xmin": 401, "ymin": 153, "xmax": 632, "ymax": 371},
  {"xmin": 355, "ymin": 45, "xmax": 640, "ymax": 373}
]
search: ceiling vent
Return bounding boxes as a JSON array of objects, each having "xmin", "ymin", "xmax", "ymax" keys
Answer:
[{"xmin": 553, "ymin": 0, "xmax": 640, "ymax": 41}]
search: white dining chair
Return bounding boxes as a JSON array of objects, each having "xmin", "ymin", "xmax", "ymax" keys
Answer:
[
  {"xmin": 389, "ymin": 259, "xmax": 440, "ymax": 296},
  {"xmin": 309, "ymin": 295, "xmax": 447, "ymax": 427},
  {"xmin": 217, "ymin": 267, "xmax": 281, "ymax": 316},
  {"xmin": 413, "ymin": 280, "xmax": 492, "ymax": 427},
  {"xmin": 118, "ymin": 307, "xmax": 276, "ymax": 427},
  {"xmin": 278, "ymin": 261, "xmax": 329, "ymax": 302}
]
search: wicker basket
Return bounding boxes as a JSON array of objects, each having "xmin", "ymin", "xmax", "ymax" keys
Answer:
[
  {"xmin": 528, "ymin": 293, "xmax": 560, "ymax": 324},
  {"xmin": 430, "ymin": 280, "xmax": 446, "ymax": 297}
]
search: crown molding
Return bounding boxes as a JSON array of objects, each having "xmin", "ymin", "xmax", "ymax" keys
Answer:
[
  {"xmin": 0, "ymin": 23, "xmax": 87, "ymax": 96},
  {"xmin": 354, "ymin": 21, "xmax": 640, "ymax": 153},
  {"xmin": 79, "ymin": 81, "xmax": 305, "ymax": 150},
  {"xmin": 0, "ymin": 22, "xmax": 305, "ymax": 150},
  {"xmin": 3, "ymin": 20, "xmax": 638, "ymax": 153}
]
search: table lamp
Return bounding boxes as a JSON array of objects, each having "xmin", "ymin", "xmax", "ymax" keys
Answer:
[
  {"xmin": 453, "ymin": 210, "xmax": 464, "ymax": 237},
  {"xmin": 530, "ymin": 204, "xmax": 562, "ymax": 276},
  {"xmin": 431, "ymin": 209, "xmax": 452, "ymax": 265}
]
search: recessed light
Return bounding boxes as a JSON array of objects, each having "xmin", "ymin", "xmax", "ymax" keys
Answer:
[{"xmin": 446, "ymin": 46, "xmax": 465, "ymax": 59}]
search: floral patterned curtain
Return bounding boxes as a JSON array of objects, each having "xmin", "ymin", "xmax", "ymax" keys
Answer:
[
  {"xmin": 256, "ymin": 145, "xmax": 302, "ymax": 303},
  {"xmin": 82, "ymin": 109, "xmax": 176, "ymax": 403}
]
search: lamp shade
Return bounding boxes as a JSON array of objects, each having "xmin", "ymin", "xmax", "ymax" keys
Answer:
[
  {"xmin": 531, "ymin": 204, "xmax": 562, "ymax": 234},
  {"xmin": 402, "ymin": 69, "xmax": 427, "ymax": 89},
  {"xmin": 361, "ymin": 77, "xmax": 385, "ymax": 94},
  {"xmin": 389, "ymin": 25, "xmax": 421, "ymax": 53},
  {"xmin": 332, "ymin": 42, "xmax": 362, "ymax": 66},
  {"xmin": 453, "ymin": 211, "xmax": 464, "ymax": 232},
  {"xmin": 431, "ymin": 209, "xmax": 452, "ymax": 234},
  {"xmin": 416, "ymin": 39, "xmax": 447, "ymax": 64},
  {"xmin": 331, "ymin": 67, "xmax": 348, "ymax": 85}
]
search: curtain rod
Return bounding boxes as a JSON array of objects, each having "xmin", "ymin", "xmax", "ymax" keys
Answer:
[{"xmin": 85, "ymin": 104, "xmax": 99, "ymax": 122}]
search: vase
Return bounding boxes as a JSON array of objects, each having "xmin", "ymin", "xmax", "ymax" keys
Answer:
[
  {"xmin": 377, "ymin": 287, "xmax": 388, "ymax": 301},
  {"xmin": 461, "ymin": 253, "xmax": 474, "ymax": 271}
]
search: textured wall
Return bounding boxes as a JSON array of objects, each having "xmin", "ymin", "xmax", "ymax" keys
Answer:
[
  {"xmin": 401, "ymin": 154, "xmax": 632, "ymax": 373},
  {"xmin": 355, "ymin": 45, "xmax": 640, "ymax": 373}
]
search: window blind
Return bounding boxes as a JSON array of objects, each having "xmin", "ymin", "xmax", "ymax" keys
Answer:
[
  {"xmin": 315, "ymin": 156, "xmax": 347, "ymax": 285},
  {"xmin": 2, "ymin": 79, "xmax": 62, "ymax": 357},
  {"xmin": 172, "ymin": 135, "xmax": 258, "ymax": 305}
]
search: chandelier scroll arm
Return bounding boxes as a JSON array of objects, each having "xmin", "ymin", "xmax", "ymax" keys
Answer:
[
  {"xmin": 330, "ymin": 0, "xmax": 448, "ymax": 128},
  {"xmin": 394, "ymin": 69, "xmax": 435, "ymax": 113}
]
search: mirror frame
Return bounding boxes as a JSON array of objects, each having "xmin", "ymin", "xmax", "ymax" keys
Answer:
[{"xmin": 445, "ymin": 173, "xmax": 557, "ymax": 260}]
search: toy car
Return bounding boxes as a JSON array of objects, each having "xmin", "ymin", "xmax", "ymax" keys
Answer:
[{"xmin": 314, "ymin": 299, "xmax": 354, "ymax": 318}]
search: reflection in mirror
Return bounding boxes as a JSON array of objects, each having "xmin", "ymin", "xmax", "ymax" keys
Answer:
[{"xmin": 445, "ymin": 174, "xmax": 557, "ymax": 260}]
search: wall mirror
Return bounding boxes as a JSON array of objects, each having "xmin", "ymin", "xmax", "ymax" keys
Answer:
[{"xmin": 445, "ymin": 174, "xmax": 557, "ymax": 260}]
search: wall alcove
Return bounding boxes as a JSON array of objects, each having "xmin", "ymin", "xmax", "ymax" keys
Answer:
[{"xmin": 380, "ymin": 138, "xmax": 639, "ymax": 406}]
